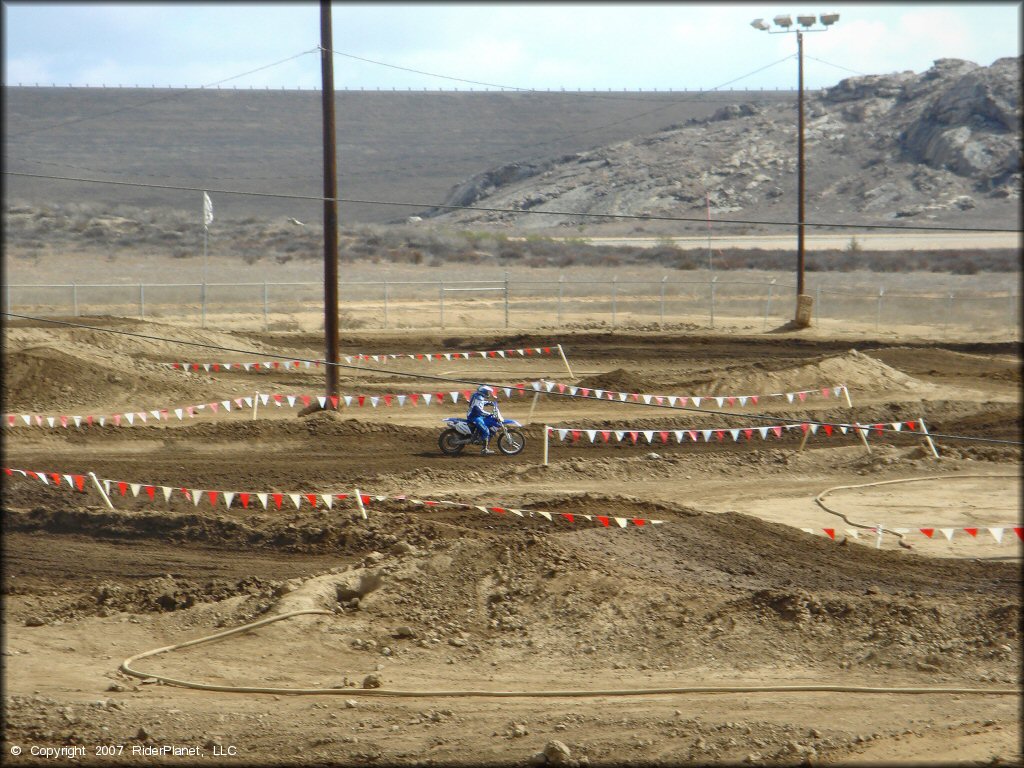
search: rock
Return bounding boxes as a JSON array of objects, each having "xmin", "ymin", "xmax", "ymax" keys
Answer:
[
  {"xmin": 136, "ymin": 726, "xmax": 150, "ymax": 741},
  {"xmin": 344, "ymin": 699, "xmax": 358, "ymax": 708},
  {"xmin": 393, "ymin": 626, "xmax": 418, "ymax": 639},
  {"xmin": 24, "ymin": 615, "xmax": 47, "ymax": 627},
  {"xmin": 390, "ymin": 541, "xmax": 416, "ymax": 556},
  {"xmin": 362, "ymin": 674, "xmax": 382, "ymax": 689},
  {"xmin": 543, "ymin": 740, "xmax": 572, "ymax": 765},
  {"xmin": 511, "ymin": 722, "xmax": 529, "ymax": 738},
  {"xmin": 449, "ymin": 637, "xmax": 467, "ymax": 647}
]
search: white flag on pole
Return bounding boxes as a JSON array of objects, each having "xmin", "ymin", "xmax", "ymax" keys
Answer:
[{"xmin": 203, "ymin": 192, "xmax": 214, "ymax": 228}]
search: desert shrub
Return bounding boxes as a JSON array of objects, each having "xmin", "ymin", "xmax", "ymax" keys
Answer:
[{"xmin": 498, "ymin": 246, "xmax": 524, "ymax": 260}]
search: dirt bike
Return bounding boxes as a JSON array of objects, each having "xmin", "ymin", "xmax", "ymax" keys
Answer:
[{"xmin": 438, "ymin": 402, "xmax": 526, "ymax": 456}]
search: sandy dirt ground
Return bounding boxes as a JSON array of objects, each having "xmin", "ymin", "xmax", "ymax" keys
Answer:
[{"xmin": 2, "ymin": 313, "xmax": 1021, "ymax": 767}]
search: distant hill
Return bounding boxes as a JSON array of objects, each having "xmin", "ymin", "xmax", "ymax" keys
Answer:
[
  {"xmin": 3, "ymin": 86, "xmax": 792, "ymax": 226},
  {"xmin": 425, "ymin": 57, "xmax": 1022, "ymax": 234}
]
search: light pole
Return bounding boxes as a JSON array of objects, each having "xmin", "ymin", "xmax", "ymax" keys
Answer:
[{"xmin": 751, "ymin": 12, "xmax": 839, "ymax": 327}]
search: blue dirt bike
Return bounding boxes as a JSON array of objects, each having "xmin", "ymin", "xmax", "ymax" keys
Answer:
[{"xmin": 438, "ymin": 402, "xmax": 526, "ymax": 456}]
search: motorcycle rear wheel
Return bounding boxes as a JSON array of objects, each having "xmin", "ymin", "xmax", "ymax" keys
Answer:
[
  {"xmin": 439, "ymin": 428, "xmax": 467, "ymax": 456},
  {"xmin": 497, "ymin": 429, "xmax": 526, "ymax": 456}
]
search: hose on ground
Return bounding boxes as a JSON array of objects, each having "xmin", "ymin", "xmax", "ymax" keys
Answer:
[
  {"xmin": 120, "ymin": 609, "xmax": 1019, "ymax": 697},
  {"xmin": 814, "ymin": 473, "xmax": 1020, "ymax": 551}
]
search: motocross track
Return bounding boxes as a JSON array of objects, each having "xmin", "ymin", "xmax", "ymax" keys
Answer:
[{"xmin": 2, "ymin": 318, "xmax": 1021, "ymax": 767}]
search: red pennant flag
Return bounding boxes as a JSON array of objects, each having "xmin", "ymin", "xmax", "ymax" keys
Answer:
[
  {"xmin": 964, "ymin": 527, "xmax": 978, "ymax": 537},
  {"xmin": 824, "ymin": 528, "xmax": 836, "ymax": 539},
  {"xmin": 580, "ymin": 388, "xmax": 591, "ymax": 398},
  {"xmin": 571, "ymin": 430, "xmax": 581, "ymax": 442},
  {"xmin": 383, "ymin": 395, "xmax": 393, "ymax": 407},
  {"xmin": 271, "ymin": 493, "xmax": 283, "ymax": 509},
  {"xmin": 73, "ymin": 475, "xmax": 85, "ymax": 492},
  {"xmin": 715, "ymin": 430, "xmax": 725, "ymax": 441},
  {"xmin": 798, "ymin": 392, "xmax": 807, "ymax": 402},
  {"xmin": 905, "ymin": 421, "xmax": 917, "ymax": 431},
  {"xmin": 7, "ymin": 415, "xmax": 14, "ymax": 427},
  {"xmin": 873, "ymin": 423, "xmax": 884, "ymax": 435},
  {"xmin": 300, "ymin": 395, "xmax": 311, "ymax": 407},
  {"xmin": 556, "ymin": 383, "xmax": 566, "ymax": 393},
  {"xmin": 212, "ymin": 364, "xmax": 220, "ymax": 372},
  {"xmin": 145, "ymin": 485, "xmax": 155, "ymax": 501},
  {"xmin": 118, "ymin": 481, "xmax": 128, "ymax": 496},
  {"xmin": 273, "ymin": 394, "xmax": 283, "ymax": 403},
  {"xmin": 330, "ymin": 396, "xmax": 339, "ymax": 409},
  {"xmin": 305, "ymin": 493, "xmax": 318, "ymax": 508},
  {"xmin": 742, "ymin": 429, "xmax": 753, "ymax": 440},
  {"xmin": 751, "ymin": 396, "xmax": 758, "ymax": 405},
  {"xmin": 357, "ymin": 395, "xmax": 365, "ymax": 406},
  {"xmin": 273, "ymin": 361, "xmax": 281, "ymax": 369},
  {"xmin": 659, "ymin": 431, "xmax": 669, "ymax": 443},
  {"xmin": 191, "ymin": 363, "xmax": 200, "ymax": 371},
  {"xmin": 172, "ymin": 362, "xmax": 181, "ymax": 369},
  {"xmin": 292, "ymin": 361, "xmax": 301, "ymax": 368},
  {"xmin": 632, "ymin": 519, "xmax": 646, "ymax": 526},
  {"xmin": 543, "ymin": 347, "xmax": 551, "ymax": 354},
  {"xmin": 208, "ymin": 490, "xmax": 219, "ymax": 506},
  {"xmin": 50, "ymin": 472, "xmax": 62, "ymax": 485},
  {"xmin": 596, "ymin": 516, "xmax": 610, "ymax": 527},
  {"xmin": 1014, "ymin": 527, "xmax": 1024, "ymax": 541},
  {"xmin": 920, "ymin": 528, "xmax": 935, "ymax": 538},
  {"xmin": 629, "ymin": 431, "xmax": 638, "ymax": 444},
  {"xmin": 239, "ymin": 492, "xmax": 250, "ymax": 508},
  {"xmin": 561, "ymin": 513, "xmax": 574, "ymax": 523},
  {"xmin": 823, "ymin": 424, "xmax": 833, "ymax": 436},
  {"xmin": 4, "ymin": 468, "xmax": 11, "ymax": 475},
  {"xmin": 360, "ymin": 494, "xmax": 371, "ymax": 505},
  {"xmin": 727, "ymin": 397, "xmax": 736, "ymax": 406},
  {"xmin": 490, "ymin": 506, "xmax": 507, "ymax": 514},
  {"xmin": 800, "ymin": 423, "xmax": 809, "ymax": 434},
  {"xmin": 601, "ymin": 430, "xmax": 610, "ymax": 442}
]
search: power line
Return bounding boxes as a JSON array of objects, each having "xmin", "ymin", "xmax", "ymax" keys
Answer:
[
  {"xmin": 4, "ymin": 312, "xmax": 1020, "ymax": 447},
  {"xmin": 804, "ymin": 55, "xmax": 868, "ymax": 78},
  {"xmin": 4, "ymin": 170, "xmax": 1021, "ymax": 234}
]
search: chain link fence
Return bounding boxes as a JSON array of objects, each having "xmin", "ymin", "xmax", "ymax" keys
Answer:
[{"xmin": 5, "ymin": 276, "xmax": 1019, "ymax": 334}]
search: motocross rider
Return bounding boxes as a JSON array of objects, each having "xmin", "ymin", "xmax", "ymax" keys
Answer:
[{"xmin": 466, "ymin": 385, "xmax": 497, "ymax": 455}]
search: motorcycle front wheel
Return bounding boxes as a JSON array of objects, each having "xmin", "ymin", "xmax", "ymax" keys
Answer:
[
  {"xmin": 497, "ymin": 429, "xmax": 526, "ymax": 456},
  {"xmin": 438, "ymin": 428, "xmax": 467, "ymax": 456}
]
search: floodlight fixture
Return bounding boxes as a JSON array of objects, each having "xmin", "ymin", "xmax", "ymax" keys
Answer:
[
  {"xmin": 751, "ymin": 18, "xmax": 771, "ymax": 30},
  {"xmin": 820, "ymin": 12, "xmax": 839, "ymax": 25},
  {"xmin": 797, "ymin": 14, "xmax": 817, "ymax": 27},
  {"xmin": 773, "ymin": 14, "xmax": 793, "ymax": 27}
]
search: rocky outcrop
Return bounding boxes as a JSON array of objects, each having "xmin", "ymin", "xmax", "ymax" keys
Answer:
[{"xmin": 428, "ymin": 57, "xmax": 1021, "ymax": 230}]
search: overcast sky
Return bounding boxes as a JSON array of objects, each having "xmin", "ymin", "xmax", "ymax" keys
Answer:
[{"xmin": 3, "ymin": 2, "xmax": 1021, "ymax": 92}]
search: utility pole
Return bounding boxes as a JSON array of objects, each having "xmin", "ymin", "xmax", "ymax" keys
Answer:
[
  {"xmin": 751, "ymin": 12, "xmax": 839, "ymax": 328},
  {"xmin": 321, "ymin": 0, "xmax": 340, "ymax": 400}
]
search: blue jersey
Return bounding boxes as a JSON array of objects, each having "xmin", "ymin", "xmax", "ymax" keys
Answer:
[{"xmin": 467, "ymin": 391, "xmax": 494, "ymax": 419}]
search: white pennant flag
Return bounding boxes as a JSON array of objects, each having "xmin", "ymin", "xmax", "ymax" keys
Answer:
[
  {"xmin": 203, "ymin": 191, "xmax": 214, "ymax": 227},
  {"xmin": 614, "ymin": 430, "xmax": 625, "ymax": 441},
  {"xmin": 641, "ymin": 394, "xmax": 652, "ymax": 404},
  {"xmin": 175, "ymin": 408, "xmax": 184, "ymax": 420},
  {"xmin": 615, "ymin": 517, "xmax": 628, "ymax": 528},
  {"xmin": 558, "ymin": 429, "xmax": 569, "ymax": 441},
  {"xmin": 701, "ymin": 429, "xmax": 713, "ymax": 442},
  {"xmin": 537, "ymin": 510, "xmax": 552, "ymax": 521},
  {"xmin": 545, "ymin": 381, "xmax": 556, "ymax": 392},
  {"xmin": 257, "ymin": 493, "xmax": 269, "ymax": 509},
  {"xmin": 397, "ymin": 395, "xmax": 407, "ymax": 406},
  {"xmin": 786, "ymin": 393, "xmax": 795, "ymax": 404},
  {"xmin": 318, "ymin": 396, "xmax": 327, "ymax": 408},
  {"xmin": 586, "ymin": 429, "xmax": 597, "ymax": 443},
  {"xmin": 344, "ymin": 396, "xmax": 353, "ymax": 406},
  {"xmin": 322, "ymin": 493, "xmax": 333, "ymax": 509},
  {"xmin": 940, "ymin": 528, "xmax": 955, "ymax": 541},
  {"xmin": 674, "ymin": 430, "xmax": 684, "ymax": 443},
  {"xmin": 73, "ymin": 416, "xmax": 82, "ymax": 428},
  {"xmin": 738, "ymin": 396, "xmax": 748, "ymax": 407},
  {"xmin": 369, "ymin": 396, "xmax": 380, "ymax": 408},
  {"xmin": 221, "ymin": 400, "xmax": 232, "ymax": 411},
  {"xmin": 289, "ymin": 494, "xmax": 302, "ymax": 510},
  {"xmin": 988, "ymin": 527, "xmax": 1004, "ymax": 544},
  {"xmin": 222, "ymin": 492, "xmax": 235, "ymax": 508},
  {"xmin": 729, "ymin": 429, "xmax": 740, "ymax": 441},
  {"xmin": 758, "ymin": 427, "xmax": 769, "ymax": 439},
  {"xmin": 286, "ymin": 396, "xmax": 296, "ymax": 407},
  {"xmin": 124, "ymin": 413, "xmax": 135, "ymax": 425},
  {"xmin": 243, "ymin": 397, "xmax": 253, "ymax": 407},
  {"xmin": 192, "ymin": 490, "xmax": 204, "ymax": 507},
  {"xmin": 691, "ymin": 397, "xmax": 701, "ymax": 407},
  {"xmin": 162, "ymin": 486, "xmax": 174, "ymax": 502},
  {"xmin": 715, "ymin": 397, "xmax": 725, "ymax": 408},
  {"xmin": 46, "ymin": 416, "xmax": 56, "ymax": 428},
  {"xmin": 450, "ymin": 391, "xmax": 460, "ymax": 403},
  {"xmin": 423, "ymin": 394, "xmax": 432, "ymax": 406},
  {"xmin": 642, "ymin": 430, "xmax": 654, "ymax": 443},
  {"xmin": 130, "ymin": 483, "xmax": 142, "ymax": 497}
]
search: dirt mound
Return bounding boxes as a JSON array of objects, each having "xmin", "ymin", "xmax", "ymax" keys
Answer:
[
  {"xmin": 2, "ymin": 347, "xmax": 133, "ymax": 411},
  {"xmin": 577, "ymin": 367, "xmax": 658, "ymax": 393}
]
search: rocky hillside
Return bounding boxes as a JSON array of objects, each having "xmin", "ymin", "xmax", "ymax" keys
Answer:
[{"xmin": 425, "ymin": 58, "xmax": 1021, "ymax": 234}]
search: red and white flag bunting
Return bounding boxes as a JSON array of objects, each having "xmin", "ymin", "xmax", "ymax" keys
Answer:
[
  {"xmin": 547, "ymin": 420, "xmax": 919, "ymax": 444},
  {"xmin": 800, "ymin": 525, "xmax": 1022, "ymax": 544},
  {"xmin": 162, "ymin": 346, "xmax": 557, "ymax": 372},
  {"xmin": 2, "ymin": 466, "xmax": 662, "ymax": 529},
  {"xmin": 3, "ymin": 380, "xmax": 849, "ymax": 429}
]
